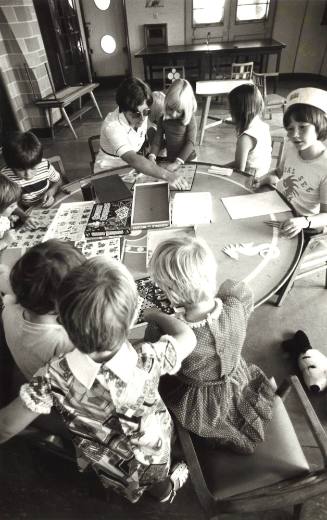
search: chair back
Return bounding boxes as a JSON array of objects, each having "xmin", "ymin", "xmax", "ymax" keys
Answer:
[
  {"xmin": 231, "ymin": 62, "xmax": 253, "ymax": 80},
  {"xmin": 163, "ymin": 66, "xmax": 185, "ymax": 90},
  {"xmin": 88, "ymin": 135, "xmax": 100, "ymax": 174},
  {"xmin": 253, "ymin": 71, "xmax": 286, "ymax": 118},
  {"xmin": 175, "ymin": 376, "xmax": 327, "ymax": 519},
  {"xmin": 46, "ymin": 155, "xmax": 69, "ymax": 184},
  {"xmin": 270, "ymin": 135, "xmax": 286, "ymax": 170}
]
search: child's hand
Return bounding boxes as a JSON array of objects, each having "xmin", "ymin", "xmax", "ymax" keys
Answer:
[
  {"xmin": 23, "ymin": 216, "xmax": 39, "ymax": 230},
  {"xmin": 280, "ymin": 217, "xmax": 307, "ymax": 238},
  {"xmin": 166, "ymin": 161, "xmax": 181, "ymax": 173},
  {"xmin": 41, "ymin": 192, "xmax": 55, "ymax": 207}
]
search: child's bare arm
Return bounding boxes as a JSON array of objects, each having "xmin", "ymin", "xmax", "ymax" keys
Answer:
[
  {"xmin": 42, "ymin": 177, "xmax": 63, "ymax": 207},
  {"xmin": 0, "ymin": 397, "xmax": 40, "ymax": 444},
  {"xmin": 143, "ymin": 309, "xmax": 196, "ymax": 357},
  {"xmin": 13, "ymin": 206, "xmax": 38, "ymax": 229},
  {"xmin": 251, "ymin": 167, "xmax": 282, "ymax": 190}
]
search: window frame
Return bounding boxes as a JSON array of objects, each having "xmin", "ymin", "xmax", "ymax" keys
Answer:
[
  {"xmin": 191, "ymin": 0, "xmax": 225, "ymax": 28},
  {"xmin": 234, "ymin": 0, "xmax": 271, "ymax": 25}
]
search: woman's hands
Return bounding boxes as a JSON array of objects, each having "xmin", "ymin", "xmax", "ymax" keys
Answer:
[{"xmin": 168, "ymin": 171, "xmax": 188, "ymax": 190}]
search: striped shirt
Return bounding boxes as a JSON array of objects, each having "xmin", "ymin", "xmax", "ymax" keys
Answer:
[{"xmin": 1, "ymin": 159, "xmax": 60, "ymax": 207}]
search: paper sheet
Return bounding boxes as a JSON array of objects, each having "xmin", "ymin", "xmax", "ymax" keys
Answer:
[
  {"xmin": 171, "ymin": 192, "xmax": 213, "ymax": 226},
  {"xmin": 221, "ymin": 191, "xmax": 290, "ymax": 220},
  {"xmin": 207, "ymin": 166, "xmax": 233, "ymax": 177}
]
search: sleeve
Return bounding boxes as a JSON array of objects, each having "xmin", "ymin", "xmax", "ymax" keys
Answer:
[
  {"xmin": 143, "ymin": 334, "xmax": 184, "ymax": 376},
  {"xmin": 150, "ymin": 116, "xmax": 165, "ymax": 157},
  {"xmin": 19, "ymin": 370, "xmax": 53, "ymax": 414},
  {"xmin": 103, "ymin": 121, "xmax": 135, "ymax": 157},
  {"xmin": 320, "ymin": 174, "xmax": 327, "ymax": 206},
  {"xmin": 218, "ymin": 279, "xmax": 253, "ymax": 319},
  {"xmin": 47, "ymin": 161, "xmax": 61, "ymax": 183},
  {"xmin": 177, "ymin": 115, "xmax": 197, "ymax": 162}
]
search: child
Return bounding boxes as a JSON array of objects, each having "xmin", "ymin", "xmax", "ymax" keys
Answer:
[
  {"xmin": 149, "ymin": 79, "xmax": 197, "ymax": 172},
  {"xmin": 0, "ymin": 239, "xmax": 84, "ymax": 380},
  {"xmin": 1, "ymin": 131, "xmax": 63, "ymax": 208},
  {"xmin": 147, "ymin": 90, "xmax": 166, "ymax": 146},
  {"xmin": 223, "ymin": 83, "xmax": 272, "ymax": 177},
  {"xmin": 149, "ymin": 237, "xmax": 275, "ymax": 454},
  {"xmin": 0, "ymin": 257, "xmax": 196, "ymax": 503},
  {"xmin": 0, "ymin": 173, "xmax": 37, "ymax": 250},
  {"xmin": 253, "ymin": 87, "xmax": 327, "ymax": 238}
]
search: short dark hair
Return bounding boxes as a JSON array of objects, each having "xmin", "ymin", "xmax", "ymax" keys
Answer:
[
  {"xmin": 2, "ymin": 131, "xmax": 43, "ymax": 170},
  {"xmin": 10, "ymin": 239, "xmax": 85, "ymax": 315},
  {"xmin": 283, "ymin": 104, "xmax": 327, "ymax": 141},
  {"xmin": 116, "ymin": 77, "xmax": 153, "ymax": 113},
  {"xmin": 57, "ymin": 257, "xmax": 138, "ymax": 354},
  {"xmin": 0, "ymin": 173, "xmax": 21, "ymax": 213},
  {"xmin": 228, "ymin": 84, "xmax": 264, "ymax": 135}
]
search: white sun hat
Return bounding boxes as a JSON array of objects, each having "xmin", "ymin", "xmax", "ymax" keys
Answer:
[{"xmin": 286, "ymin": 87, "xmax": 327, "ymax": 114}]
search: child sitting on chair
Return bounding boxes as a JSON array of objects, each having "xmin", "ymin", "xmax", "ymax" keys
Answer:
[
  {"xmin": 0, "ymin": 173, "xmax": 37, "ymax": 251},
  {"xmin": 0, "ymin": 239, "xmax": 84, "ymax": 381},
  {"xmin": 0, "ymin": 257, "xmax": 196, "ymax": 503},
  {"xmin": 148, "ymin": 236, "xmax": 275, "ymax": 454},
  {"xmin": 252, "ymin": 87, "xmax": 327, "ymax": 238},
  {"xmin": 148, "ymin": 90, "xmax": 166, "ymax": 146},
  {"xmin": 1, "ymin": 131, "xmax": 63, "ymax": 208},
  {"xmin": 222, "ymin": 83, "xmax": 272, "ymax": 177},
  {"xmin": 149, "ymin": 79, "xmax": 197, "ymax": 172}
]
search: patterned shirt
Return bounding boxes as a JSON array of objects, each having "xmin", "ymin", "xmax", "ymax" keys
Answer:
[
  {"xmin": 277, "ymin": 142, "xmax": 327, "ymax": 215},
  {"xmin": 1, "ymin": 159, "xmax": 60, "ymax": 207},
  {"xmin": 20, "ymin": 337, "xmax": 185, "ymax": 503}
]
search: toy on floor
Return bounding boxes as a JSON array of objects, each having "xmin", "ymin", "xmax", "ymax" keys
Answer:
[{"xmin": 282, "ymin": 330, "xmax": 327, "ymax": 393}]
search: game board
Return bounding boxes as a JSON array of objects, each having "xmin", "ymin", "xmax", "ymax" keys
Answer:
[
  {"xmin": 75, "ymin": 237, "xmax": 121, "ymax": 261},
  {"xmin": 9, "ymin": 208, "xmax": 58, "ymax": 249},
  {"xmin": 44, "ymin": 202, "xmax": 94, "ymax": 243},
  {"xmin": 133, "ymin": 163, "xmax": 196, "ymax": 191},
  {"xmin": 134, "ymin": 277, "xmax": 174, "ymax": 326}
]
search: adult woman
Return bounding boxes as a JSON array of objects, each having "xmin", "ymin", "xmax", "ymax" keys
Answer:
[{"xmin": 94, "ymin": 77, "xmax": 187, "ymax": 189}]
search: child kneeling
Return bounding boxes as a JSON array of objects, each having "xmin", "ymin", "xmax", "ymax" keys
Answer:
[{"xmin": 0, "ymin": 257, "xmax": 196, "ymax": 503}]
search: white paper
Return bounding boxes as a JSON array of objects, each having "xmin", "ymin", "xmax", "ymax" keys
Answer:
[
  {"xmin": 171, "ymin": 192, "xmax": 212, "ymax": 226},
  {"xmin": 221, "ymin": 191, "xmax": 290, "ymax": 220},
  {"xmin": 43, "ymin": 202, "xmax": 94, "ymax": 242},
  {"xmin": 207, "ymin": 166, "xmax": 233, "ymax": 177}
]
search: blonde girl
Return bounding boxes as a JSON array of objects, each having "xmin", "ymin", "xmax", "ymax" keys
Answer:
[
  {"xmin": 223, "ymin": 83, "xmax": 272, "ymax": 177},
  {"xmin": 149, "ymin": 79, "xmax": 197, "ymax": 172},
  {"xmin": 149, "ymin": 236, "xmax": 275, "ymax": 454}
]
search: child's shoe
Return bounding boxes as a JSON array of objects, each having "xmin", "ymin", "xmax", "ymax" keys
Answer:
[{"xmin": 160, "ymin": 461, "xmax": 189, "ymax": 503}]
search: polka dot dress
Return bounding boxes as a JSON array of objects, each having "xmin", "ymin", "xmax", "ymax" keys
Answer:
[{"xmin": 163, "ymin": 279, "xmax": 275, "ymax": 454}]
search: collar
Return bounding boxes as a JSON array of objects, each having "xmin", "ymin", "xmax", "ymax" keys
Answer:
[{"xmin": 66, "ymin": 342, "xmax": 138, "ymax": 389}]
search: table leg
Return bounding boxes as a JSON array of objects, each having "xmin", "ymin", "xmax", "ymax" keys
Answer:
[
  {"xmin": 199, "ymin": 95, "xmax": 211, "ymax": 146},
  {"xmin": 276, "ymin": 50, "xmax": 281, "ymax": 73},
  {"xmin": 89, "ymin": 91, "xmax": 103, "ymax": 119},
  {"xmin": 60, "ymin": 107, "xmax": 78, "ymax": 139}
]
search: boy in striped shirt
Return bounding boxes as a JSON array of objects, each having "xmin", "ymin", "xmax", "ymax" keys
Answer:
[{"xmin": 1, "ymin": 131, "xmax": 62, "ymax": 208}]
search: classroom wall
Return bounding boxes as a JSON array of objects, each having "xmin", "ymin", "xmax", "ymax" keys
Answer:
[
  {"xmin": 0, "ymin": 0, "xmax": 54, "ymax": 132},
  {"xmin": 272, "ymin": 0, "xmax": 327, "ymax": 74},
  {"xmin": 125, "ymin": 0, "xmax": 185, "ymax": 77}
]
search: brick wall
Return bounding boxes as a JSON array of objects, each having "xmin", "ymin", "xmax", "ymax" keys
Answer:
[{"xmin": 0, "ymin": 0, "xmax": 55, "ymax": 132}]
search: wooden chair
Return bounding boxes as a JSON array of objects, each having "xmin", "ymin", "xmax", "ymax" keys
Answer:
[
  {"xmin": 175, "ymin": 376, "xmax": 327, "ymax": 520},
  {"xmin": 47, "ymin": 155, "xmax": 69, "ymax": 184},
  {"xmin": 275, "ymin": 230, "xmax": 327, "ymax": 306},
  {"xmin": 88, "ymin": 134, "xmax": 100, "ymax": 173},
  {"xmin": 230, "ymin": 61, "xmax": 254, "ymax": 80},
  {"xmin": 252, "ymin": 71, "xmax": 286, "ymax": 119},
  {"xmin": 163, "ymin": 66, "xmax": 185, "ymax": 91},
  {"xmin": 270, "ymin": 135, "xmax": 286, "ymax": 170}
]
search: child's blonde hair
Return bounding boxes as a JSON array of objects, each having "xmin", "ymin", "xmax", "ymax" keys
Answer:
[
  {"xmin": 58, "ymin": 257, "xmax": 138, "ymax": 354},
  {"xmin": 0, "ymin": 173, "xmax": 21, "ymax": 213},
  {"xmin": 150, "ymin": 236, "xmax": 217, "ymax": 306},
  {"xmin": 149, "ymin": 91, "xmax": 166, "ymax": 125},
  {"xmin": 164, "ymin": 79, "xmax": 197, "ymax": 126}
]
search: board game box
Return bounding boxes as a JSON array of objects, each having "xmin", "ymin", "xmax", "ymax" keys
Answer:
[
  {"xmin": 131, "ymin": 182, "xmax": 170, "ymax": 230},
  {"xmin": 84, "ymin": 199, "xmax": 132, "ymax": 239}
]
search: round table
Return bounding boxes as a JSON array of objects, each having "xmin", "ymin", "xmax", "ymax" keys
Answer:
[{"xmin": 55, "ymin": 162, "xmax": 303, "ymax": 307}]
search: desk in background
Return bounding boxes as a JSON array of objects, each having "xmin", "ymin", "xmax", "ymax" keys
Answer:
[
  {"xmin": 54, "ymin": 163, "xmax": 302, "ymax": 308},
  {"xmin": 134, "ymin": 39, "xmax": 286, "ymax": 86}
]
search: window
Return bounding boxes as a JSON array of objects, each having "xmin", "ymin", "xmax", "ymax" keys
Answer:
[
  {"xmin": 236, "ymin": 0, "xmax": 270, "ymax": 22},
  {"xmin": 192, "ymin": 0, "xmax": 225, "ymax": 25}
]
